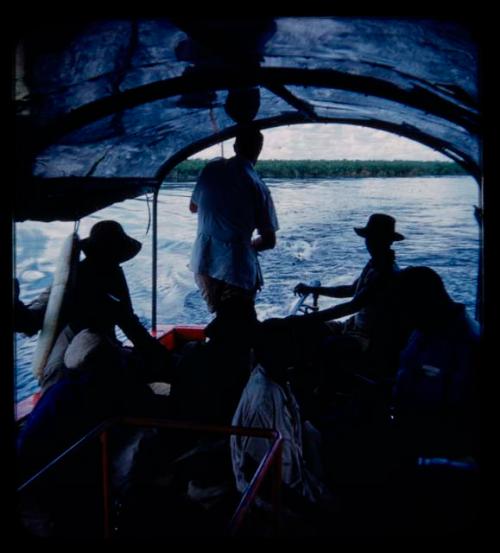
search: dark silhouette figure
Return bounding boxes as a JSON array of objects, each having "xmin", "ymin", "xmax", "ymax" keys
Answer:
[
  {"xmin": 391, "ymin": 266, "xmax": 480, "ymax": 459},
  {"xmin": 189, "ymin": 128, "xmax": 278, "ymax": 323},
  {"xmin": 17, "ymin": 221, "xmax": 174, "ymax": 479},
  {"xmin": 17, "ymin": 222, "xmax": 176, "ymax": 537},
  {"xmin": 291, "ymin": 213, "xmax": 407, "ymax": 389},
  {"xmin": 15, "ymin": 221, "xmax": 173, "ymax": 393},
  {"xmin": 187, "ymin": 129, "xmax": 279, "ymax": 416},
  {"xmin": 36, "ymin": 221, "xmax": 172, "ymax": 392},
  {"xmin": 231, "ymin": 319, "xmax": 333, "ymax": 523}
]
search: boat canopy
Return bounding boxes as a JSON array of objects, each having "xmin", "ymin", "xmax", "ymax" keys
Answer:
[{"xmin": 14, "ymin": 17, "xmax": 480, "ymax": 222}]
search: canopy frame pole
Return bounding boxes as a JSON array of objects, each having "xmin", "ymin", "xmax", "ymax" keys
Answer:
[{"xmin": 152, "ymin": 189, "xmax": 158, "ymax": 334}]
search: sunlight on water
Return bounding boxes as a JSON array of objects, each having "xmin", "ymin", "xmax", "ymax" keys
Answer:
[{"xmin": 14, "ymin": 176, "xmax": 479, "ymax": 401}]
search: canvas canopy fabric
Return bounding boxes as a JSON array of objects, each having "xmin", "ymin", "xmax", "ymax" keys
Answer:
[{"xmin": 14, "ymin": 17, "xmax": 480, "ymax": 221}]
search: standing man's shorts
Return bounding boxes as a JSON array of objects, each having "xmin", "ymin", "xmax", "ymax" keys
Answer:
[{"xmin": 195, "ymin": 273, "xmax": 256, "ymax": 314}]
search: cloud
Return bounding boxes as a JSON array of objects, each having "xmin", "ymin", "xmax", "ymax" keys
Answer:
[{"xmin": 191, "ymin": 123, "xmax": 449, "ymax": 161}]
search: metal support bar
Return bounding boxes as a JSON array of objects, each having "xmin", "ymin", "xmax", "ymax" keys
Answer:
[
  {"xmin": 100, "ymin": 430, "xmax": 111, "ymax": 539},
  {"xmin": 152, "ymin": 190, "xmax": 158, "ymax": 334},
  {"xmin": 271, "ymin": 439, "xmax": 283, "ymax": 536},
  {"xmin": 17, "ymin": 419, "xmax": 115, "ymax": 492},
  {"xmin": 474, "ymin": 196, "xmax": 483, "ymax": 324},
  {"xmin": 227, "ymin": 430, "xmax": 283, "ymax": 536}
]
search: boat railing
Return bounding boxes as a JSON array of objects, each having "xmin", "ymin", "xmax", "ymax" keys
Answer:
[
  {"xmin": 288, "ymin": 279, "xmax": 321, "ymax": 316},
  {"xmin": 17, "ymin": 416, "xmax": 283, "ymax": 537}
]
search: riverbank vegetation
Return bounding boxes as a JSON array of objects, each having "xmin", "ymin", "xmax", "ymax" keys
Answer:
[{"xmin": 167, "ymin": 159, "xmax": 466, "ymax": 181}]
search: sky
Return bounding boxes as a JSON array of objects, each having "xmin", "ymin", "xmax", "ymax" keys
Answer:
[{"xmin": 191, "ymin": 123, "xmax": 450, "ymax": 161}]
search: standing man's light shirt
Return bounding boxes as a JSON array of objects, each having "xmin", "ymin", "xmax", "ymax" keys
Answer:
[{"xmin": 190, "ymin": 155, "xmax": 279, "ymax": 290}]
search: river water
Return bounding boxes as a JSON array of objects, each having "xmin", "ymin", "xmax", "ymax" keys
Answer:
[{"xmin": 14, "ymin": 175, "xmax": 480, "ymax": 402}]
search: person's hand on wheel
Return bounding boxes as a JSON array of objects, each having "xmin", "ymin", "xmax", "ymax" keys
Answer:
[{"xmin": 294, "ymin": 282, "xmax": 310, "ymax": 296}]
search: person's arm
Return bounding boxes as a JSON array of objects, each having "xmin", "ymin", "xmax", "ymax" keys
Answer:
[
  {"xmin": 13, "ymin": 279, "xmax": 49, "ymax": 336},
  {"xmin": 294, "ymin": 279, "xmax": 358, "ymax": 298},
  {"xmin": 105, "ymin": 269, "xmax": 158, "ymax": 352},
  {"xmin": 252, "ymin": 229, "xmax": 276, "ymax": 252},
  {"xmin": 115, "ymin": 305, "xmax": 159, "ymax": 350},
  {"xmin": 253, "ymin": 179, "xmax": 279, "ymax": 252},
  {"xmin": 189, "ymin": 185, "xmax": 199, "ymax": 214},
  {"xmin": 290, "ymin": 278, "xmax": 373, "ymax": 324},
  {"xmin": 189, "ymin": 161, "xmax": 213, "ymax": 214},
  {"xmin": 308, "ymin": 296, "xmax": 362, "ymax": 323},
  {"xmin": 110, "ymin": 297, "xmax": 173, "ymax": 379}
]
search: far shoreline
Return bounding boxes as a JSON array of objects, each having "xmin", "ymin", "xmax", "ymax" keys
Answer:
[{"xmin": 168, "ymin": 159, "xmax": 467, "ymax": 181}]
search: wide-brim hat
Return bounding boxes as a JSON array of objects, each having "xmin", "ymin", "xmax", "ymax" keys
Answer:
[
  {"xmin": 80, "ymin": 220, "xmax": 142, "ymax": 263},
  {"xmin": 354, "ymin": 213, "xmax": 405, "ymax": 241}
]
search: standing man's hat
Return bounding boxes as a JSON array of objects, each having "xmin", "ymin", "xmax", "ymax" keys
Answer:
[
  {"xmin": 80, "ymin": 220, "xmax": 142, "ymax": 263},
  {"xmin": 354, "ymin": 213, "xmax": 405, "ymax": 241}
]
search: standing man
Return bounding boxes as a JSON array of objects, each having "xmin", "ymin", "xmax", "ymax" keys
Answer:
[{"xmin": 189, "ymin": 128, "xmax": 279, "ymax": 323}]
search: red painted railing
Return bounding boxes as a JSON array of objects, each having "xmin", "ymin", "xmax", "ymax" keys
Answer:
[{"xmin": 18, "ymin": 416, "xmax": 283, "ymax": 537}]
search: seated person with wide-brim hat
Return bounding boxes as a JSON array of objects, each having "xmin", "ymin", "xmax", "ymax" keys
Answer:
[
  {"xmin": 288, "ymin": 214, "xmax": 409, "ymax": 398},
  {"xmin": 24, "ymin": 220, "xmax": 174, "ymax": 393}
]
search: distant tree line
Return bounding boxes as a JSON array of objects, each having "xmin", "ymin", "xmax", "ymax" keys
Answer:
[{"xmin": 167, "ymin": 159, "xmax": 467, "ymax": 181}]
